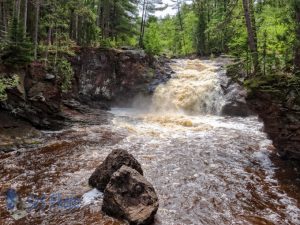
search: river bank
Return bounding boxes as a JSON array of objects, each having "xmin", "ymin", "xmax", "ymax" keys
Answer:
[{"xmin": 1, "ymin": 58, "xmax": 299, "ymax": 225}]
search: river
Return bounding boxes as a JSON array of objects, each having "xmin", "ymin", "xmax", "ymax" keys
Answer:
[{"xmin": 0, "ymin": 59, "xmax": 299, "ymax": 225}]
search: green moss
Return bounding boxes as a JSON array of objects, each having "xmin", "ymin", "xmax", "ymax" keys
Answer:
[{"xmin": 0, "ymin": 74, "xmax": 19, "ymax": 101}]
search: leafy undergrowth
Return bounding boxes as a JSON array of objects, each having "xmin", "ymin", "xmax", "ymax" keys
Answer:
[{"xmin": 227, "ymin": 61, "xmax": 300, "ymax": 101}]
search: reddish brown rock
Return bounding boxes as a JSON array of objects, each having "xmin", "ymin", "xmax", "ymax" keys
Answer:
[
  {"xmin": 102, "ymin": 165, "xmax": 159, "ymax": 225},
  {"xmin": 0, "ymin": 63, "xmax": 63, "ymax": 129},
  {"xmin": 247, "ymin": 91, "xmax": 300, "ymax": 160}
]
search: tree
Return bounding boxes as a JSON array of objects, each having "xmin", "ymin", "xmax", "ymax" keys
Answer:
[
  {"xmin": 139, "ymin": 0, "xmax": 167, "ymax": 48},
  {"xmin": 34, "ymin": 0, "xmax": 40, "ymax": 60},
  {"xmin": 97, "ymin": 0, "xmax": 139, "ymax": 44},
  {"xmin": 195, "ymin": 0, "xmax": 207, "ymax": 56},
  {"xmin": 144, "ymin": 21, "xmax": 162, "ymax": 54},
  {"xmin": 171, "ymin": 0, "xmax": 187, "ymax": 54},
  {"xmin": 242, "ymin": 0, "xmax": 260, "ymax": 75},
  {"xmin": 1, "ymin": 15, "xmax": 33, "ymax": 66},
  {"xmin": 24, "ymin": 0, "xmax": 28, "ymax": 36},
  {"xmin": 294, "ymin": 0, "xmax": 300, "ymax": 73}
]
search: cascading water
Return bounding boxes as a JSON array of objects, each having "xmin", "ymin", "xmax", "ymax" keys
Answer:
[
  {"xmin": 0, "ymin": 59, "xmax": 299, "ymax": 225},
  {"xmin": 151, "ymin": 59, "xmax": 225, "ymax": 115}
]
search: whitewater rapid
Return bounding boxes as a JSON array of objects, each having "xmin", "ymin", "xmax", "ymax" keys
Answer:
[{"xmin": 0, "ymin": 59, "xmax": 299, "ymax": 225}]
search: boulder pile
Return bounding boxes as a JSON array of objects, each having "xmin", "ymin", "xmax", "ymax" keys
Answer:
[{"xmin": 89, "ymin": 149, "xmax": 159, "ymax": 225}]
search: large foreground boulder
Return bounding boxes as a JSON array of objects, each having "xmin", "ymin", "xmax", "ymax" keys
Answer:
[
  {"xmin": 102, "ymin": 166, "xmax": 159, "ymax": 225},
  {"xmin": 89, "ymin": 149, "xmax": 143, "ymax": 191}
]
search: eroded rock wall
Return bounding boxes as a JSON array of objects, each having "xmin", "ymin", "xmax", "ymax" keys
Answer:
[
  {"xmin": 247, "ymin": 92, "xmax": 300, "ymax": 160},
  {"xmin": 0, "ymin": 63, "xmax": 63, "ymax": 129},
  {"xmin": 0, "ymin": 48, "xmax": 168, "ymax": 129},
  {"xmin": 226, "ymin": 61, "xmax": 300, "ymax": 160},
  {"xmin": 70, "ymin": 48, "xmax": 165, "ymax": 104}
]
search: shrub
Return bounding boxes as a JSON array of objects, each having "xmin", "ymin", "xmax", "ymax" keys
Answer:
[{"xmin": 0, "ymin": 74, "xmax": 19, "ymax": 101}]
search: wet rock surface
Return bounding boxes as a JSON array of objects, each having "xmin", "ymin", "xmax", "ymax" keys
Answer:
[
  {"xmin": 225, "ymin": 60, "xmax": 300, "ymax": 160},
  {"xmin": 1, "ymin": 48, "xmax": 170, "ymax": 129},
  {"xmin": 0, "ymin": 111, "xmax": 41, "ymax": 152},
  {"xmin": 0, "ymin": 59, "xmax": 299, "ymax": 225},
  {"xmin": 102, "ymin": 165, "xmax": 159, "ymax": 225},
  {"xmin": 71, "ymin": 48, "xmax": 171, "ymax": 106},
  {"xmin": 0, "ymin": 63, "xmax": 64, "ymax": 129},
  {"xmin": 247, "ymin": 91, "xmax": 300, "ymax": 160},
  {"xmin": 219, "ymin": 73, "xmax": 253, "ymax": 117},
  {"xmin": 89, "ymin": 149, "xmax": 144, "ymax": 191}
]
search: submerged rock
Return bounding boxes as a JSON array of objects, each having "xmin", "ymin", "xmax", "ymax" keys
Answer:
[
  {"xmin": 102, "ymin": 165, "xmax": 159, "ymax": 225},
  {"xmin": 89, "ymin": 149, "xmax": 143, "ymax": 191}
]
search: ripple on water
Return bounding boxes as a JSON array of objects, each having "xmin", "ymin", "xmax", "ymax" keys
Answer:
[{"xmin": 0, "ymin": 59, "xmax": 299, "ymax": 225}]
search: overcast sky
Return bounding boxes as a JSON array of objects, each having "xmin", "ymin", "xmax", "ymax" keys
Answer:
[
  {"xmin": 152, "ymin": 0, "xmax": 193, "ymax": 18},
  {"xmin": 154, "ymin": 0, "xmax": 177, "ymax": 18}
]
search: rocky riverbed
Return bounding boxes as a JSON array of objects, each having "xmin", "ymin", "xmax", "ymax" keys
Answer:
[{"xmin": 1, "ymin": 59, "xmax": 299, "ymax": 225}]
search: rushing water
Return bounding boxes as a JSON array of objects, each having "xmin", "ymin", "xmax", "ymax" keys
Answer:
[{"xmin": 1, "ymin": 59, "xmax": 300, "ymax": 225}]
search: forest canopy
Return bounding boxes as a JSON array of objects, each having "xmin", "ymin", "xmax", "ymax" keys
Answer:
[{"xmin": 0, "ymin": 0, "xmax": 299, "ymax": 81}]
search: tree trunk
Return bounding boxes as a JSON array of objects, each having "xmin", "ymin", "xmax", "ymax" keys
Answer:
[
  {"xmin": 139, "ymin": 0, "xmax": 147, "ymax": 48},
  {"xmin": 295, "ymin": 0, "xmax": 300, "ymax": 73},
  {"xmin": 0, "ymin": 2, "xmax": 3, "ymax": 39},
  {"xmin": 197, "ymin": 3, "xmax": 206, "ymax": 56},
  {"xmin": 242, "ymin": 0, "xmax": 260, "ymax": 75},
  {"xmin": 75, "ymin": 14, "xmax": 78, "ymax": 41},
  {"xmin": 176, "ymin": 0, "xmax": 186, "ymax": 54},
  {"xmin": 44, "ymin": 27, "xmax": 52, "ymax": 66},
  {"xmin": 24, "ymin": 0, "xmax": 28, "ymax": 36},
  {"xmin": 2, "ymin": 1, "xmax": 7, "ymax": 34},
  {"xmin": 69, "ymin": 9, "xmax": 74, "ymax": 39},
  {"xmin": 16, "ymin": 0, "xmax": 21, "ymax": 22},
  {"xmin": 34, "ymin": 0, "xmax": 40, "ymax": 60}
]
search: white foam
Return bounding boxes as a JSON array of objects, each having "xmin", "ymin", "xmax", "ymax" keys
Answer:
[{"xmin": 81, "ymin": 188, "xmax": 103, "ymax": 206}]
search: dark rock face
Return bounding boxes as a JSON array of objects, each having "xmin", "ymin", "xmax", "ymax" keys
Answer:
[
  {"xmin": 0, "ymin": 63, "xmax": 64, "ymax": 129},
  {"xmin": 219, "ymin": 73, "xmax": 253, "ymax": 117},
  {"xmin": 89, "ymin": 149, "xmax": 143, "ymax": 191},
  {"xmin": 1, "ymin": 48, "xmax": 167, "ymax": 129},
  {"xmin": 247, "ymin": 92, "xmax": 300, "ymax": 160},
  {"xmin": 0, "ymin": 111, "xmax": 40, "ymax": 152},
  {"xmin": 71, "ymin": 48, "xmax": 171, "ymax": 106},
  {"xmin": 102, "ymin": 165, "xmax": 159, "ymax": 225},
  {"xmin": 225, "ymin": 62, "xmax": 300, "ymax": 160},
  {"xmin": 71, "ymin": 49, "xmax": 152, "ymax": 102}
]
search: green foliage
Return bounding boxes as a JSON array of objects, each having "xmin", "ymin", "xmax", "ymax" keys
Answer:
[
  {"xmin": 182, "ymin": 11, "xmax": 198, "ymax": 54},
  {"xmin": 98, "ymin": 0, "xmax": 139, "ymax": 43},
  {"xmin": 215, "ymin": 0, "xmax": 296, "ymax": 78},
  {"xmin": 55, "ymin": 58, "xmax": 74, "ymax": 92},
  {"xmin": 0, "ymin": 74, "xmax": 19, "ymax": 101},
  {"xmin": 144, "ymin": 22, "xmax": 163, "ymax": 55},
  {"xmin": 75, "ymin": 6, "xmax": 100, "ymax": 46},
  {"xmin": 1, "ymin": 17, "xmax": 33, "ymax": 67},
  {"xmin": 143, "ymin": 7, "xmax": 198, "ymax": 56},
  {"xmin": 0, "ymin": 0, "xmax": 298, "ymax": 97}
]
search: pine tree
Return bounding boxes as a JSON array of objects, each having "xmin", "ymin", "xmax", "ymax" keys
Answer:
[
  {"xmin": 1, "ymin": 15, "xmax": 33, "ymax": 66},
  {"xmin": 139, "ymin": 0, "xmax": 167, "ymax": 48},
  {"xmin": 97, "ymin": 0, "xmax": 139, "ymax": 44}
]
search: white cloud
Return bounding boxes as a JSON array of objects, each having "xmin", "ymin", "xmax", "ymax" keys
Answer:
[
  {"xmin": 155, "ymin": 0, "xmax": 177, "ymax": 18},
  {"xmin": 154, "ymin": 0, "xmax": 193, "ymax": 18}
]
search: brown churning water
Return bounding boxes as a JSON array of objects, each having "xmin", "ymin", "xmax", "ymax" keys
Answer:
[{"xmin": 0, "ymin": 59, "xmax": 299, "ymax": 225}]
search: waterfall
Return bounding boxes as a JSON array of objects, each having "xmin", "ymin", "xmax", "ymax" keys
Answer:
[{"xmin": 151, "ymin": 59, "xmax": 225, "ymax": 115}]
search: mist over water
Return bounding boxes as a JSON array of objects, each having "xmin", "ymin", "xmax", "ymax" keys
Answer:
[
  {"xmin": 1, "ymin": 59, "xmax": 299, "ymax": 225},
  {"xmin": 110, "ymin": 59, "xmax": 300, "ymax": 224}
]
